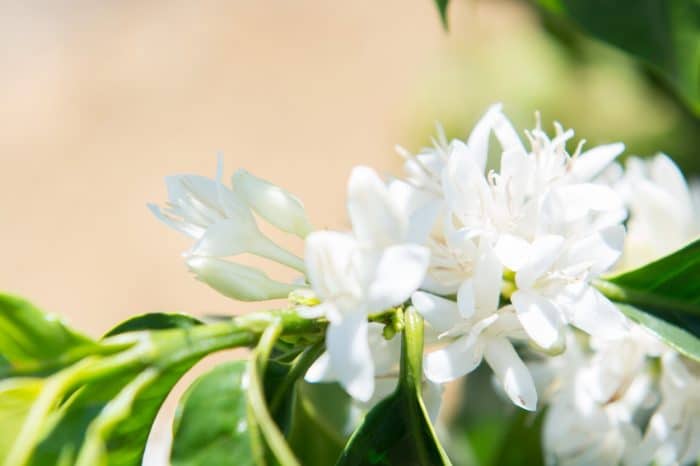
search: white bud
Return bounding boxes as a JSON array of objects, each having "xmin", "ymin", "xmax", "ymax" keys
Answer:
[
  {"xmin": 233, "ymin": 169, "xmax": 313, "ymax": 238},
  {"xmin": 186, "ymin": 256, "xmax": 297, "ymax": 302}
]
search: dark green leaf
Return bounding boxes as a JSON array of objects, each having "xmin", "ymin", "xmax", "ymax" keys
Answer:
[
  {"xmin": 104, "ymin": 312, "xmax": 203, "ymax": 337},
  {"xmin": 337, "ymin": 308, "xmax": 451, "ymax": 466},
  {"xmin": 0, "ymin": 293, "xmax": 95, "ymax": 378},
  {"xmin": 538, "ymin": 0, "xmax": 700, "ymax": 114},
  {"xmin": 618, "ymin": 304, "xmax": 700, "ymax": 361},
  {"xmin": 171, "ymin": 361, "xmax": 257, "ymax": 466},
  {"xmin": 434, "ymin": 0, "xmax": 450, "ymax": 28},
  {"xmin": 287, "ymin": 381, "xmax": 359, "ymax": 466},
  {"xmin": 596, "ymin": 238, "xmax": 700, "ymax": 361}
]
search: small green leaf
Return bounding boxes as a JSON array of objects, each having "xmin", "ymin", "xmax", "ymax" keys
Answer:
[
  {"xmin": 538, "ymin": 0, "xmax": 700, "ymax": 114},
  {"xmin": 171, "ymin": 361, "xmax": 256, "ymax": 466},
  {"xmin": 337, "ymin": 308, "xmax": 451, "ymax": 466},
  {"xmin": 434, "ymin": 0, "xmax": 449, "ymax": 29},
  {"xmin": 0, "ymin": 293, "xmax": 95, "ymax": 378},
  {"xmin": 104, "ymin": 312, "xmax": 203, "ymax": 337}
]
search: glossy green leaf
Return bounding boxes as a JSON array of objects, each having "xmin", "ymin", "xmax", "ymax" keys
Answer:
[
  {"xmin": 618, "ymin": 304, "xmax": 700, "ymax": 361},
  {"xmin": 172, "ymin": 321, "xmax": 308, "ymax": 466},
  {"xmin": 171, "ymin": 361, "xmax": 256, "ymax": 466},
  {"xmin": 337, "ymin": 308, "xmax": 451, "ymax": 466},
  {"xmin": 596, "ymin": 238, "xmax": 700, "ymax": 360},
  {"xmin": 28, "ymin": 314, "xmax": 205, "ymax": 465},
  {"xmin": 286, "ymin": 381, "xmax": 359, "ymax": 466},
  {"xmin": 0, "ymin": 293, "xmax": 95, "ymax": 378},
  {"xmin": 538, "ymin": 0, "xmax": 700, "ymax": 114}
]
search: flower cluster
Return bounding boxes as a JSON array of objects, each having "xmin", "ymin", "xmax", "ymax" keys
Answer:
[
  {"xmin": 151, "ymin": 104, "xmax": 700, "ymax": 465},
  {"xmin": 533, "ymin": 153, "xmax": 700, "ymax": 466}
]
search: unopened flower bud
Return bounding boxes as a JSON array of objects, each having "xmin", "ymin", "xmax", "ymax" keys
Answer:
[
  {"xmin": 186, "ymin": 256, "xmax": 296, "ymax": 302},
  {"xmin": 233, "ymin": 169, "xmax": 313, "ymax": 238}
]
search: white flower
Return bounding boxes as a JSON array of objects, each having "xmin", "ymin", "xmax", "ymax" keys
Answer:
[
  {"xmin": 616, "ymin": 153, "xmax": 700, "ymax": 268},
  {"xmin": 414, "ymin": 239, "xmax": 537, "ymax": 411},
  {"xmin": 535, "ymin": 331, "xmax": 654, "ymax": 466},
  {"xmin": 150, "ymin": 159, "xmax": 306, "ymax": 300},
  {"xmin": 508, "ymin": 226, "xmax": 629, "ymax": 351},
  {"xmin": 634, "ymin": 353, "xmax": 700, "ymax": 466},
  {"xmin": 303, "ymin": 166, "xmax": 430, "ymax": 401}
]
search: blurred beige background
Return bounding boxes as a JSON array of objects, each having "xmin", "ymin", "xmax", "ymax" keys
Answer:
[{"xmin": 0, "ymin": 0, "xmax": 455, "ymax": 335}]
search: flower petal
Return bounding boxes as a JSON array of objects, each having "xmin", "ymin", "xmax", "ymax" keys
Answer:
[
  {"xmin": 424, "ymin": 335, "xmax": 484, "ymax": 383},
  {"xmin": 565, "ymin": 225, "xmax": 625, "ymax": 275},
  {"xmin": 348, "ymin": 166, "xmax": 404, "ymax": 247},
  {"xmin": 515, "ymin": 235, "xmax": 565, "ymax": 290},
  {"xmin": 571, "ymin": 142, "xmax": 625, "ymax": 182},
  {"xmin": 411, "ymin": 291, "xmax": 462, "ymax": 334},
  {"xmin": 511, "ymin": 290, "xmax": 564, "ymax": 350},
  {"xmin": 327, "ymin": 313, "xmax": 374, "ymax": 402},
  {"xmin": 305, "ymin": 231, "xmax": 362, "ymax": 304},
  {"xmin": 466, "ymin": 103, "xmax": 503, "ymax": 172},
  {"xmin": 566, "ymin": 288, "xmax": 629, "ymax": 341},
  {"xmin": 367, "ymin": 244, "xmax": 429, "ymax": 310},
  {"xmin": 305, "ymin": 351, "xmax": 336, "ymax": 382},
  {"xmin": 474, "ymin": 240, "xmax": 503, "ymax": 313},
  {"xmin": 483, "ymin": 338, "xmax": 537, "ymax": 411},
  {"xmin": 494, "ymin": 234, "xmax": 531, "ymax": 271},
  {"xmin": 457, "ymin": 279, "xmax": 476, "ymax": 319}
]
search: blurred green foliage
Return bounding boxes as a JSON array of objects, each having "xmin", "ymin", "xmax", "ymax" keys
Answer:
[{"xmin": 422, "ymin": 0, "xmax": 700, "ymax": 174}]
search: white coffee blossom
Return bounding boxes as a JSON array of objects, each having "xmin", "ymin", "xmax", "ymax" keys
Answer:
[
  {"xmin": 616, "ymin": 153, "xmax": 700, "ymax": 268},
  {"xmin": 303, "ymin": 166, "xmax": 430, "ymax": 401},
  {"xmin": 529, "ymin": 328, "xmax": 665, "ymax": 466},
  {"xmin": 404, "ymin": 104, "xmax": 629, "ymax": 411}
]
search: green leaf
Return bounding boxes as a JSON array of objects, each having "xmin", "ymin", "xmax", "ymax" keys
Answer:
[
  {"xmin": 434, "ymin": 0, "xmax": 449, "ymax": 29},
  {"xmin": 538, "ymin": 0, "xmax": 700, "ymax": 114},
  {"xmin": 0, "ymin": 293, "xmax": 95, "ymax": 378},
  {"xmin": 172, "ymin": 320, "xmax": 307, "ymax": 466},
  {"xmin": 104, "ymin": 312, "xmax": 203, "ymax": 337},
  {"xmin": 0, "ymin": 378, "xmax": 45, "ymax": 463},
  {"xmin": 617, "ymin": 304, "xmax": 700, "ymax": 361},
  {"xmin": 28, "ymin": 314, "xmax": 206, "ymax": 465},
  {"xmin": 337, "ymin": 308, "xmax": 451, "ymax": 466},
  {"xmin": 171, "ymin": 361, "xmax": 257, "ymax": 466},
  {"xmin": 286, "ymin": 381, "xmax": 360, "ymax": 466},
  {"xmin": 596, "ymin": 238, "xmax": 700, "ymax": 361}
]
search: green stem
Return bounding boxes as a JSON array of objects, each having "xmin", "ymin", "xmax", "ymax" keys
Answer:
[
  {"xmin": 268, "ymin": 341, "xmax": 324, "ymax": 414},
  {"xmin": 246, "ymin": 319, "xmax": 301, "ymax": 466}
]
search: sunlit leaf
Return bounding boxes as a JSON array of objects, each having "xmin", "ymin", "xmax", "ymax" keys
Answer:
[{"xmin": 0, "ymin": 293, "xmax": 95, "ymax": 378}]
